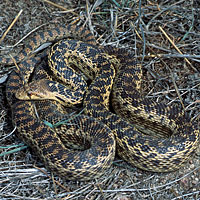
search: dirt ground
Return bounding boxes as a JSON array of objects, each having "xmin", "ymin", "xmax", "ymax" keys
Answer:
[{"xmin": 0, "ymin": 0, "xmax": 200, "ymax": 199}]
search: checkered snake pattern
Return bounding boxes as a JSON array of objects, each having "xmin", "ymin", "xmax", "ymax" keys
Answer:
[{"xmin": 3, "ymin": 22, "xmax": 199, "ymax": 180}]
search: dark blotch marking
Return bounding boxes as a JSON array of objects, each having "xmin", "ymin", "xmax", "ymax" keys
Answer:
[
  {"xmin": 39, "ymin": 32, "xmax": 45, "ymax": 41},
  {"xmin": 47, "ymin": 30, "xmax": 54, "ymax": 37},
  {"xmin": 55, "ymin": 95, "xmax": 65, "ymax": 103}
]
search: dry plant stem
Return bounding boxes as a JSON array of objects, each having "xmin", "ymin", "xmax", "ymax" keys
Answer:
[
  {"xmin": 84, "ymin": 0, "xmax": 97, "ymax": 35},
  {"xmin": 9, "ymin": 55, "xmax": 20, "ymax": 72},
  {"xmin": 10, "ymin": 55, "xmax": 27, "ymax": 87},
  {"xmin": 166, "ymin": 66, "xmax": 185, "ymax": 110},
  {"xmin": 0, "ymin": 9, "xmax": 23, "ymax": 44},
  {"xmin": 43, "ymin": 0, "xmax": 78, "ymax": 15},
  {"xmin": 34, "ymin": 165, "xmax": 71, "ymax": 192},
  {"xmin": 146, "ymin": 0, "xmax": 186, "ymax": 30},
  {"xmin": 134, "ymin": 24, "xmax": 190, "ymax": 110},
  {"xmin": 93, "ymin": 167, "xmax": 200, "ymax": 193},
  {"xmin": 43, "ymin": 0, "xmax": 67, "ymax": 10},
  {"xmin": 12, "ymin": 24, "xmax": 47, "ymax": 49},
  {"xmin": 136, "ymin": 54, "xmax": 200, "ymax": 61},
  {"xmin": 159, "ymin": 26, "xmax": 197, "ymax": 72}
]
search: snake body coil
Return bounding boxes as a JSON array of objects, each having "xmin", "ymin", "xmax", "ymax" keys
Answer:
[{"xmin": 4, "ymin": 22, "xmax": 200, "ymax": 180}]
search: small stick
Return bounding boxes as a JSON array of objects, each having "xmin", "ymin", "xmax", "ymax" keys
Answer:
[
  {"xmin": 10, "ymin": 55, "xmax": 26, "ymax": 86},
  {"xmin": 0, "ymin": 9, "xmax": 23, "ymax": 44},
  {"xmin": 159, "ymin": 26, "xmax": 197, "ymax": 72},
  {"xmin": 10, "ymin": 55, "xmax": 20, "ymax": 72},
  {"xmin": 43, "ymin": 0, "xmax": 68, "ymax": 10},
  {"xmin": 43, "ymin": 0, "xmax": 77, "ymax": 15},
  {"xmin": 34, "ymin": 165, "xmax": 71, "ymax": 192}
]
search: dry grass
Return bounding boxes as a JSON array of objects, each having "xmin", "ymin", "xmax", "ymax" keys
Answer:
[{"xmin": 0, "ymin": 0, "xmax": 200, "ymax": 199}]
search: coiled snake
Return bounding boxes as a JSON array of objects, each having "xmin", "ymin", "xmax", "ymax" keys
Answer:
[{"xmin": 3, "ymin": 22, "xmax": 199, "ymax": 181}]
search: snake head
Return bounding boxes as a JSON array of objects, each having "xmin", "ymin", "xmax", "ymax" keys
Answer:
[
  {"xmin": 15, "ymin": 79, "xmax": 83, "ymax": 106},
  {"xmin": 15, "ymin": 80, "xmax": 49, "ymax": 101}
]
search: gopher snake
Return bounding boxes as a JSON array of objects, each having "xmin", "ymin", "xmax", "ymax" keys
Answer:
[{"xmin": 4, "ymin": 23, "xmax": 199, "ymax": 180}]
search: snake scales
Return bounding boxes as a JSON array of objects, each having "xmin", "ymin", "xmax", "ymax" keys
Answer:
[{"xmin": 3, "ymin": 22, "xmax": 199, "ymax": 181}]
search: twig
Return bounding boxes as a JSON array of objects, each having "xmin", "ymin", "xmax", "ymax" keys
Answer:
[
  {"xmin": 9, "ymin": 54, "xmax": 25, "ymax": 85},
  {"xmin": 146, "ymin": 0, "xmax": 186, "ymax": 30},
  {"xmin": 34, "ymin": 165, "xmax": 71, "ymax": 192},
  {"xmin": 94, "ymin": 166, "xmax": 200, "ymax": 193},
  {"xmin": 43, "ymin": 0, "xmax": 77, "ymax": 15},
  {"xmin": 12, "ymin": 24, "xmax": 47, "ymax": 48},
  {"xmin": 159, "ymin": 26, "xmax": 197, "ymax": 72},
  {"xmin": 0, "ymin": 9, "xmax": 23, "ymax": 44},
  {"xmin": 171, "ymin": 190, "xmax": 200, "ymax": 200}
]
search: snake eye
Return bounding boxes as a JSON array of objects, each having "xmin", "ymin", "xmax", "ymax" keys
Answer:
[{"xmin": 27, "ymin": 91, "xmax": 33, "ymax": 97}]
